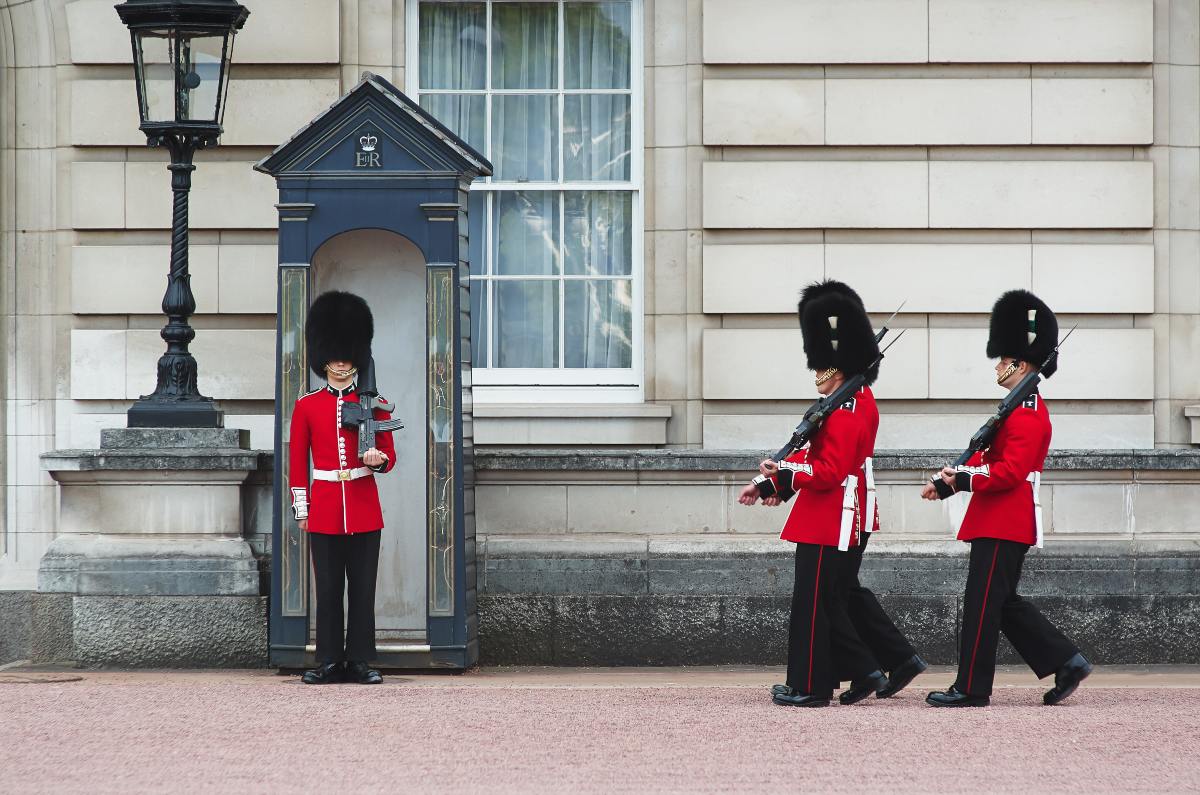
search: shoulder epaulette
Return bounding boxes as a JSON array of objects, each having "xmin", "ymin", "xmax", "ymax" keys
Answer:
[
  {"xmin": 297, "ymin": 387, "xmax": 322, "ymax": 401},
  {"xmin": 839, "ymin": 398, "xmax": 857, "ymax": 412},
  {"xmin": 1021, "ymin": 394, "xmax": 1039, "ymax": 411}
]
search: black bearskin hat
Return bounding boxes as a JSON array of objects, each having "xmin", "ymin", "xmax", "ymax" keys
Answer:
[
  {"xmin": 986, "ymin": 289, "xmax": 1059, "ymax": 378},
  {"xmin": 305, "ymin": 290, "xmax": 374, "ymax": 377},
  {"xmin": 798, "ymin": 280, "xmax": 880, "ymax": 385}
]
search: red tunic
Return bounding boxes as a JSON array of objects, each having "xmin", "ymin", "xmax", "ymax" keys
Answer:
[
  {"xmin": 753, "ymin": 403, "xmax": 867, "ymax": 548},
  {"xmin": 852, "ymin": 386, "xmax": 881, "ymax": 536},
  {"xmin": 288, "ymin": 384, "xmax": 397, "ymax": 535},
  {"xmin": 954, "ymin": 393, "xmax": 1051, "ymax": 546}
]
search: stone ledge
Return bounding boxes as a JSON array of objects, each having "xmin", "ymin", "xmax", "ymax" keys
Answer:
[
  {"xmin": 100, "ymin": 428, "xmax": 250, "ymax": 450},
  {"xmin": 1187, "ymin": 405, "xmax": 1200, "ymax": 445},
  {"xmin": 474, "ymin": 449, "xmax": 1200, "ymax": 472},
  {"xmin": 254, "ymin": 448, "xmax": 1200, "ymax": 472},
  {"xmin": 42, "ymin": 448, "xmax": 261, "ymax": 472},
  {"xmin": 38, "ymin": 536, "xmax": 260, "ymax": 597}
]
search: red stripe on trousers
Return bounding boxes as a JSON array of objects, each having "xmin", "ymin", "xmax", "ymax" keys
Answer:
[
  {"xmin": 966, "ymin": 544, "xmax": 1001, "ymax": 693},
  {"xmin": 807, "ymin": 547, "xmax": 824, "ymax": 693}
]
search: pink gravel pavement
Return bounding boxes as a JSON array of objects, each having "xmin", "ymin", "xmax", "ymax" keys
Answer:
[{"xmin": 1, "ymin": 667, "xmax": 1198, "ymax": 794}]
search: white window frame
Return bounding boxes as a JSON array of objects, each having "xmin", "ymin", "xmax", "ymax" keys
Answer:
[{"xmin": 407, "ymin": 0, "xmax": 645, "ymax": 404}]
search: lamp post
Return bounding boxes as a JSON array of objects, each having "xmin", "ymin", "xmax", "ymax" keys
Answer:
[{"xmin": 115, "ymin": 0, "xmax": 250, "ymax": 427}]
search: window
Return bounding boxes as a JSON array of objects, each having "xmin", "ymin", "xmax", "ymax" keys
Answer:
[{"xmin": 409, "ymin": 1, "xmax": 642, "ymax": 395}]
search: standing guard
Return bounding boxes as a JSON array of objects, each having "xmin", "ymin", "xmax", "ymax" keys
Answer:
[
  {"xmin": 290, "ymin": 290, "xmax": 398, "ymax": 685},
  {"xmin": 740, "ymin": 281, "xmax": 885, "ymax": 707},
  {"xmin": 922, "ymin": 289, "xmax": 1091, "ymax": 707}
]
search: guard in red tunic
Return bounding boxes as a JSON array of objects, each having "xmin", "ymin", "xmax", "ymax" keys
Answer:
[
  {"xmin": 740, "ymin": 282, "xmax": 885, "ymax": 707},
  {"xmin": 923, "ymin": 290, "xmax": 1091, "ymax": 707},
  {"xmin": 808, "ymin": 283, "xmax": 928, "ymax": 699},
  {"xmin": 290, "ymin": 291, "xmax": 397, "ymax": 685}
]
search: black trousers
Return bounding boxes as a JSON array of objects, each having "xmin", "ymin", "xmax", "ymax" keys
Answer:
[
  {"xmin": 786, "ymin": 543, "xmax": 879, "ymax": 698},
  {"xmin": 955, "ymin": 538, "xmax": 1079, "ymax": 697},
  {"xmin": 840, "ymin": 532, "xmax": 918, "ymax": 672},
  {"xmin": 309, "ymin": 530, "xmax": 381, "ymax": 664}
]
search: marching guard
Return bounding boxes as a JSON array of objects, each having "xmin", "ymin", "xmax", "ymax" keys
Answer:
[
  {"xmin": 740, "ymin": 281, "xmax": 886, "ymax": 707},
  {"xmin": 290, "ymin": 290, "xmax": 398, "ymax": 685},
  {"xmin": 922, "ymin": 289, "xmax": 1091, "ymax": 707},
  {"xmin": 806, "ymin": 282, "xmax": 927, "ymax": 699}
]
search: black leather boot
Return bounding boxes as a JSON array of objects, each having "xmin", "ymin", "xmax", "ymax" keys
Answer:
[
  {"xmin": 302, "ymin": 662, "xmax": 344, "ymax": 685},
  {"xmin": 925, "ymin": 684, "xmax": 989, "ymax": 707},
  {"xmin": 877, "ymin": 654, "xmax": 929, "ymax": 699},
  {"xmin": 346, "ymin": 660, "xmax": 383, "ymax": 684},
  {"xmin": 1043, "ymin": 653, "xmax": 1092, "ymax": 706},
  {"xmin": 772, "ymin": 688, "xmax": 830, "ymax": 708},
  {"xmin": 839, "ymin": 670, "xmax": 887, "ymax": 705}
]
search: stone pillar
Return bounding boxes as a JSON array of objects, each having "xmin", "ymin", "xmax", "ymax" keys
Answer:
[{"xmin": 38, "ymin": 429, "xmax": 267, "ymax": 667}]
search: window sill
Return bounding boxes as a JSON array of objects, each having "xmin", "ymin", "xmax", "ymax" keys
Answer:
[{"xmin": 472, "ymin": 403, "xmax": 672, "ymax": 447}]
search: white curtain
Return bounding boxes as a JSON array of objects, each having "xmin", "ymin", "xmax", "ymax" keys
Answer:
[
  {"xmin": 419, "ymin": 3, "xmax": 486, "ymax": 89},
  {"xmin": 493, "ymin": 192, "xmax": 559, "ymax": 367},
  {"xmin": 565, "ymin": 191, "xmax": 632, "ymax": 368}
]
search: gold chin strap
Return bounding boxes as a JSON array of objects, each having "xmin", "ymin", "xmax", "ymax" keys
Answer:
[
  {"xmin": 996, "ymin": 361, "xmax": 1019, "ymax": 385},
  {"xmin": 325, "ymin": 364, "xmax": 358, "ymax": 380},
  {"xmin": 815, "ymin": 367, "xmax": 839, "ymax": 386}
]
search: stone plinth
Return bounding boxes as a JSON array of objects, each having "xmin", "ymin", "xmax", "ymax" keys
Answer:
[{"xmin": 37, "ymin": 428, "xmax": 266, "ymax": 667}]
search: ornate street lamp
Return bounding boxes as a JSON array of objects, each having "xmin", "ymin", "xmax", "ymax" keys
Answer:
[{"xmin": 114, "ymin": 0, "xmax": 250, "ymax": 427}]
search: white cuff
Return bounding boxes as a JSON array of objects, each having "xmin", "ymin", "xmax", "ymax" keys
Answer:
[{"xmin": 290, "ymin": 487, "xmax": 308, "ymax": 520}]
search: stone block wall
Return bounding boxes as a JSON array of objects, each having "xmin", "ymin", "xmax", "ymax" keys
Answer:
[{"xmin": 692, "ymin": 0, "xmax": 1199, "ymax": 453}]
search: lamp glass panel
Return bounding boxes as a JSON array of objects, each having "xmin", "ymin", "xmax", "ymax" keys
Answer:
[
  {"xmin": 133, "ymin": 30, "xmax": 175, "ymax": 124},
  {"xmin": 176, "ymin": 31, "xmax": 228, "ymax": 123}
]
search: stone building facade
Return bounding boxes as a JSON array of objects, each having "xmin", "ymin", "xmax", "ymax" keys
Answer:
[{"xmin": 1, "ymin": 0, "xmax": 1198, "ymax": 665}]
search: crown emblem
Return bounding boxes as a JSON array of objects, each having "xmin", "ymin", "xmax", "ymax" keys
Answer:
[{"xmin": 359, "ymin": 133, "xmax": 378, "ymax": 152}]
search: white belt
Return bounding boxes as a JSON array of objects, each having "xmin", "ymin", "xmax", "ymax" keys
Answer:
[
  {"xmin": 838, "ymin": 474, "xmax": 859, "ymax": 552},
  {"xmin": 1027, "ymin": 471, "xmax": 1043, "ymax": 549},
  {"xmin": 312, "ymin": 466, "xmax": 373, "ymax": 482},
  {"xmin": 864, "ymin": 457, "xmax": 877, "ymax": 534}
]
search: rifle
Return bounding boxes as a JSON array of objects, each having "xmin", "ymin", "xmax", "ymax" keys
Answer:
[
  {"xmin": 940, "ymin": 325, "xmax": 1076, "ymax": 472},
  {"xmin": 929, "ymin": 325, "xmax": 1076, "ymax": 500},
  {"xmin": 770, "ymin": 302, "xmax": 907, "ymax": 463},
  {"xmin": 340, "ymin": 355, "xmax": 405, "ymax": 460}
]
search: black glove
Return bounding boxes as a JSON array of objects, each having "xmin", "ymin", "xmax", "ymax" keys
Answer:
[{"xmin": 931, "ymin": 476, "xmax": 955, "ymax": 500}]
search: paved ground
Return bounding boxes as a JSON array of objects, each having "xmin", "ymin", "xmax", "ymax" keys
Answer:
[{"xmin": 2, "ymin": 665, "xmax": 1198, "ymax": 794}]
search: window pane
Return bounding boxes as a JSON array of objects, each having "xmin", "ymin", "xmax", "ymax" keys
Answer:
[
  {"xmin": 563, "ymin": 94, "xmax": 631, "ymax": 181},
  {"xmin": 420, "ymin": 93, "xmax": 486, "ymax": 154},
  {"xmin": 470, "ymin": 278, "xmax": 488, "ymax": 368},
  {"xmin": 493, "ymin": 191, "xmax": 560, "ymax": 275},
  {"xmin": 419, "ymin": 2, "xmax": 486, "ymax": 89},
  {"xmin": 468, "ymin": 191, "xmax": 487, "ymax": 276},
  {"xmin": 565, "ymin": 279, "xmax": 632, "ymax": 368},
  {"xmin": 492, "ymin": 95, "xmax": 559, "ymax": 181},
  {"xmin": 565, "ymin": 2, "xmax": 632, "ymax": 89},
  {"xmin": 564, "ymin": 191, "xmax": 632, "ymax": 275},
  {"xmin": 491, "ymin": 2, "xmax": 558, "ymax": 89},
  {"xmin": 495, "ymin": 280, "xmax": 560, "ymax": 368}
]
